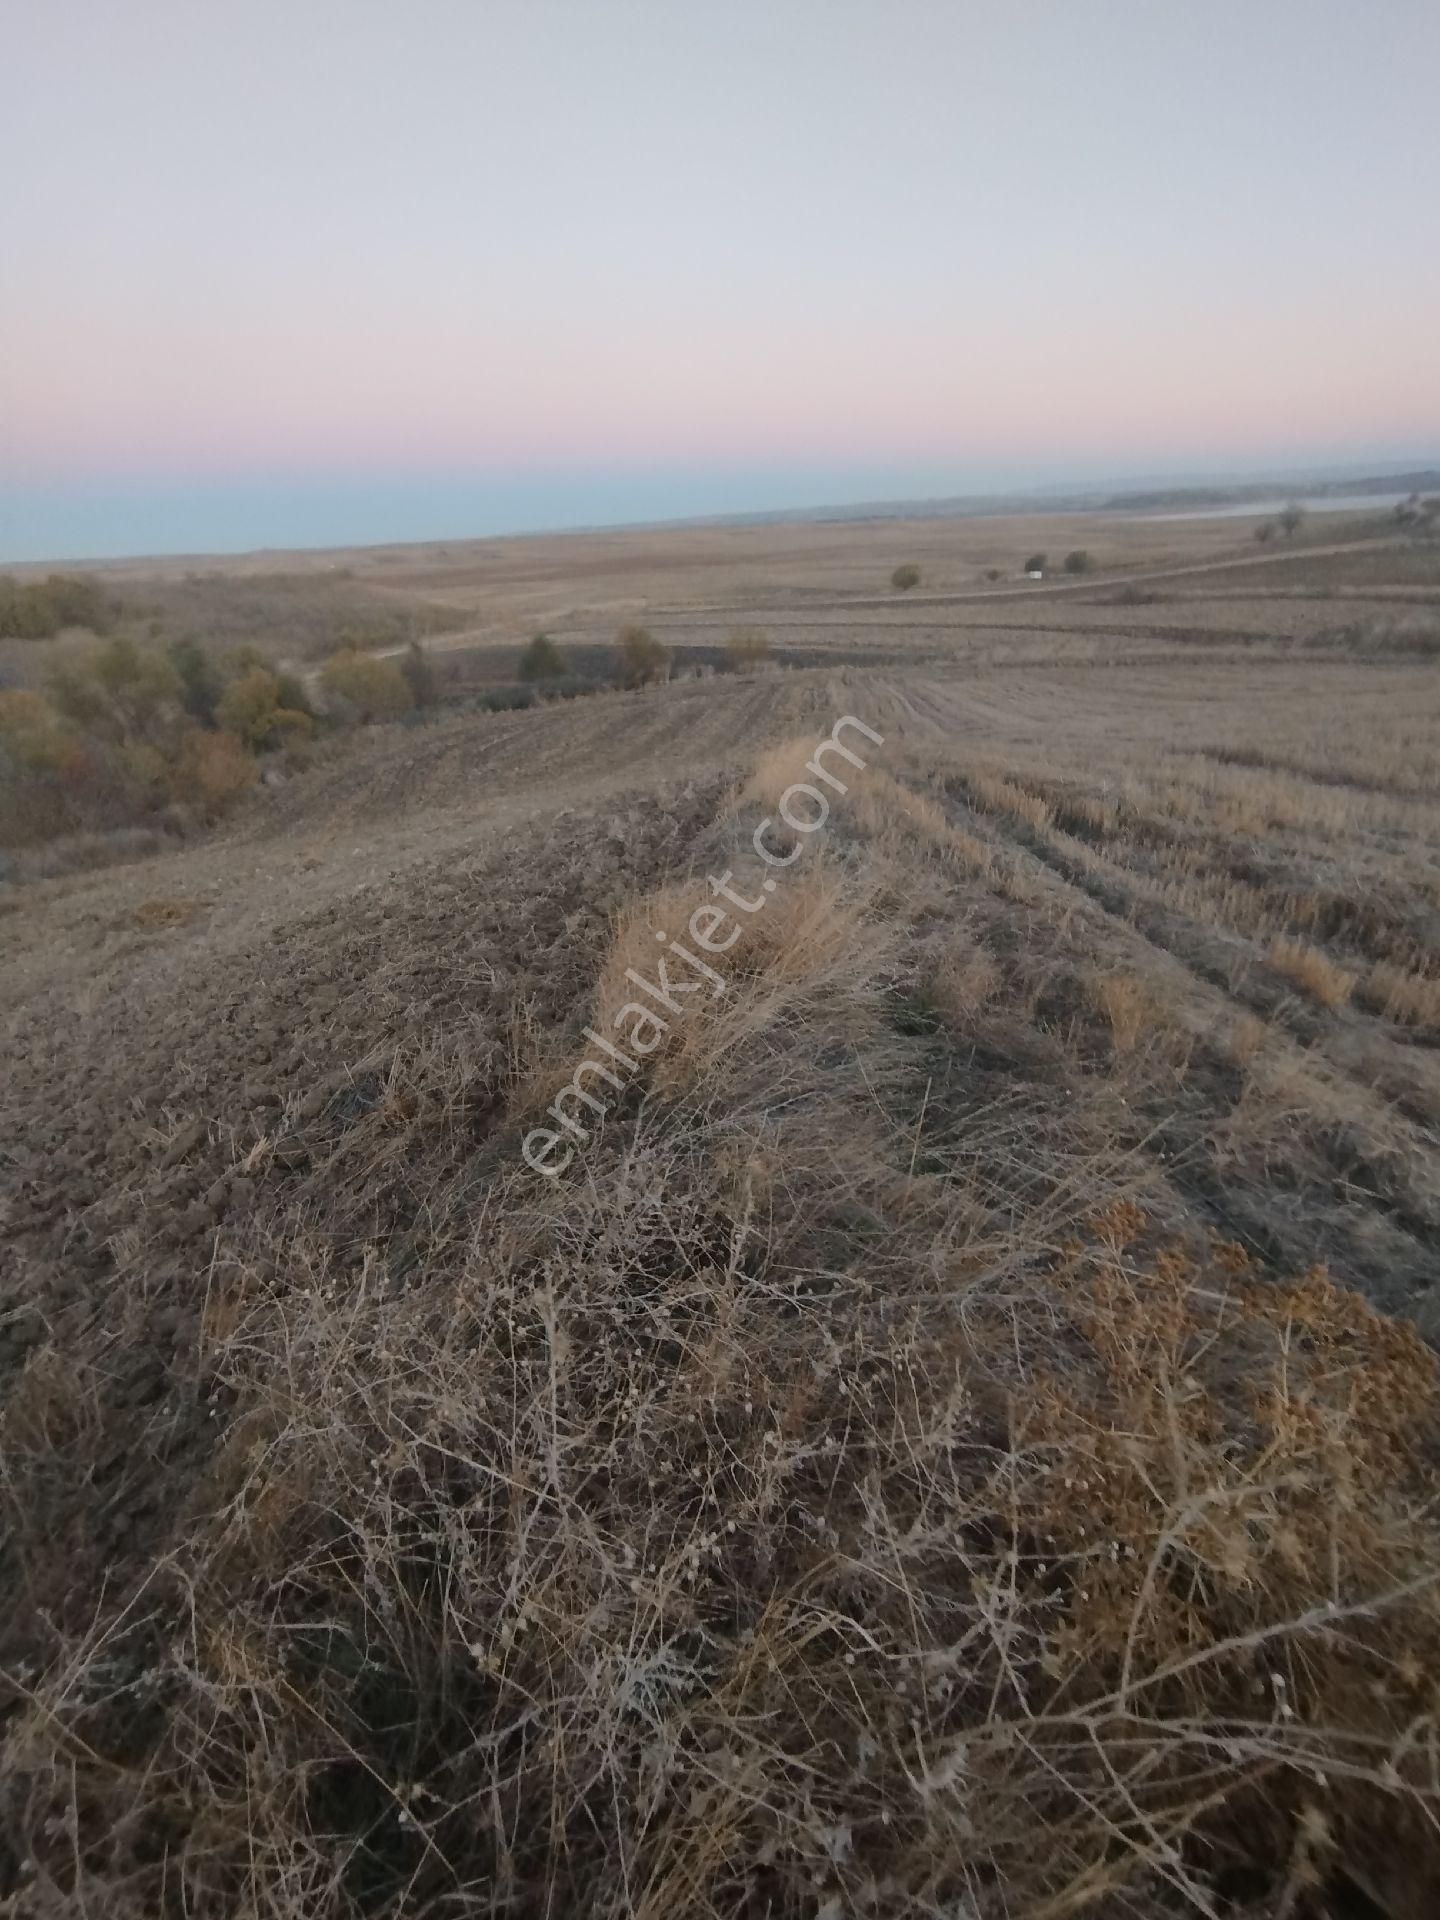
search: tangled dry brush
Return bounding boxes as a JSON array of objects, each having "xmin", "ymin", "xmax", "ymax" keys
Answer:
[{"xmin": 2, "ymin": 738, "xmax": 1439, "ymax": 1918}]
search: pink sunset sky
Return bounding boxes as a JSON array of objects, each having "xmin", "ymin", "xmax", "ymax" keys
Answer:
[{"xmin": 2, "ymin": 0, "xmax": 1437, "ymax": 558}]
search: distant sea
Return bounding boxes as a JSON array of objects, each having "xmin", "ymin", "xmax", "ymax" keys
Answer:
[{"xmin": 1145, "ymin": 491, "xmax": 1420, "ymax": 522}]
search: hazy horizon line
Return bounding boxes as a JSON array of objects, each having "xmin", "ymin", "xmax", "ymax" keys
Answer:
[{"xmin": 3, "ymin": 450, "xmax": 1437, "ymax": 571}]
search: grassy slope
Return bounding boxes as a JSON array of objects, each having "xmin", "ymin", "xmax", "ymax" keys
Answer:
[{"xmin": 3, "ymin": 639, "xmax": 1440, "ymax": 1913}]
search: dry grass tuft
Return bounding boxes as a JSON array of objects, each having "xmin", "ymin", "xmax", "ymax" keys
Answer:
[
  {"xmin": 928, "ymin": 944, "xmax": 1002, "ymax": 1021},
  {"xmin": 1266, "ymin": 936, "xmax": 1356, "ymax": 1008},
  {"xmin": 531, "ymin": 861, "xmax": 887, "ymax": 1117},
  {"xmin": 1227, "ymin": 1009, "xmax": 1269, "ymax": 1067},
  {"xmin": 1052, "ymin": 789, "xmax": 1122, "ymax": 838},
  {"xmin": 1087, "ymin": 966, "xmax": 1161, "ymax": 1053},
  {"xmin": 734, "ymin": 731, "xmax": 833, "ymax": 809},
  {"xmin": 963, "ymin": 765, "xmax": 1054, "ymax": 831},
  {"xmin": 126, "ymin": 894, "xmax": 200, "ymax": 930},
  {"xmin": 1359, "ymin": 959, "xmax": 1440, "ymax": 1034},
  {"xmin": 850, "ymin": 768, "xmax": 993, "ymax": 871}
]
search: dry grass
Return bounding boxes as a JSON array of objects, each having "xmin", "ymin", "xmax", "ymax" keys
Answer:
[
  {"xmin": 125, "ymin": 894, "xmax": 201, "ymax": 930},
  {"xmin": 6, "ymin": 1145, "xmax": 1437, "ymax": 1916},
  {"xmin": 850, "ymin": 767, "xmax": 994, "ymax": 873},
  {"xmin": 1227, "ymin": 1010, "xmax": 1270, "ymax": 1068},
  {"xmin": 1087, "ymin": 967, "xmax": 1161, "ymax": 1054},
  {"xmin": 9, "ymin": 566, "xmax": 1440, "ymax": 1915},
  {"xmin": 1266, "ymin": 936, "xmax": 1357, "ymax": 1008},
  {"xmin": 928, "ymin": 944, "xmax": 1002, "ymax": 1021},
  {"xmin": 1359, "ymin": 959, "xmax": 1440, "ymax": 1034},
  {"xmin": 1057, "ymin": 790, "xmax": 1122, "ymax": 836},
  {"xmin": 963, "ymin": 765, "xmax": 1054, "ymax": 832},
  {"xmin": 733, "ymin": 730, "xmax": 830, "ymax": 809}
]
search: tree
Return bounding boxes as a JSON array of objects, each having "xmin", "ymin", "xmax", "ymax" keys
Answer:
[
  {"xmin": 1255, "ymin": 521, "xmax": 1276, "ymax": 544},
  {"xmin": 168, "ymin": 636, "xmax": 227, "ymax": 727},
  {"xmin": 1279, "ymin": 502, "xmax": 1306, "ymax": 538},
  {"xmin": 724, "ymin": 629, "xmax": 769, "ymax": 672},
  {"xmin": 231, "ymin": 644, "xmax": 275, "ymax": 674},
  {"xmin": 0, "ymin": 689, "xmax": 73, "ymax": 773},
  {"xmin": 46, "ymin": 638, "xmax": 180, "ymax": 748},
  {"xmin": 0, "ymin": 573, "xmax": 115, "ymax": 640},
  {"xmin": 274, "ymin": 670, "xmax": 315, "ymax": 720},
  {"xmin": 615, "ymin": 627, "xmax": 670, "ymax": 688},
  {"xmin": 1063, "ymin": 550, "xmax": 1094, "ymax": 575},
  {"xmin": 169, "ymin": 728, "xmax": 257, "ymax": 817},
  {"xmin": 399, "ymin": 639, "xmax": 439, "ymax": 706},
  {"xmin": 217, "ymin": 669, "xmax": 280, "ymax": 749},
  {"xmin": 39, "ymin": 574, "xmax": 115, "ymax": 634},
  {"xmin": 891, "ymin": 564, "xmax": 921, "ymax": 592},
  {"xmin": 1023, "ymin": 553, "xmax": 1047, "ymax": 576},
  {"xmin": 217, "ymin": 668, "xmax": 313, "ymax": 751},
  {"xmin": 319, "ymin": 649, "xmax": 414, "ymax": 723},
  {"xmin": 0, "ymin": 580, "xmax": 46, "ymax": 640},
  {"xmin": 0, "ymin": 690, "xmax": 92, "ymax": 844},
  {"xmin": 518, "ymin": 633, "xmax": 568, "ymax": 682}
]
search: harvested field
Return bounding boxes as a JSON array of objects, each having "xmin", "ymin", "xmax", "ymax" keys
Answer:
[{"xmin": 4, "ymin": 510, "xmax": 1440, "ymax": 1918}]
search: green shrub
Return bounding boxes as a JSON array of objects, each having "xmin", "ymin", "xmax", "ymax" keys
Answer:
[
  {"xmin": 217, "ymin": 668, "xmax": 312, "ymax": 751},
  {"xmin": 1023, "ymin": 553, "xmax": 1047, "ymax": 576},
  {"xmin": 167, "ymin": 636, "xmax": 226, "ymax": 727},
  {"xmin": 0, "ymin": 573, "xmax": 116, "ymax": 640},
  {"xmin": 0, "ymin": 640, "xmax": 276, "ymax": 849},
  {"xmin": 169, "ymin": 729, "xmax": 257, "ymax": 816},
  {"xmin": 0, "ymin": 689, "xmax": 72, "ymax": 774},
  {"xmin": 890, "ymin": 564, "xmax": 921, "ymax": 592},
  {"xmin": 274, "ymin": 669, "xmax": 315, "ymax": 719},
  {"xmin": 477, "ymin": 685, "xmax": 537, "ymax": 712},
  {"xmin": 724, "ymin": 629, "xmax": 770, "ymax": 672},
  {"xmin": 519, "ymin": 633, "xmax": 569, "ymax": 682},
  {"xmin": 46, "ymin": 638, "xmax": 181, "ymax": 748},
  {"xmin": 0, "ymin": 685, "xmax": 156, "ymax": 845},
  {"xmin": 319, "ymin": 649, "xmax": 414, "ymax": 723},
  {"xmin": 614, "ymin": 627, "xmax": 670, "ymax": 689},
  {"xmin": 1063, "ymin": 549, "xmax": 1094, "ymax": 574}
]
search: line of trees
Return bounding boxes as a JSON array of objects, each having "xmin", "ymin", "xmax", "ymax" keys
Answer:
[
  {"xmin": 3, "ymin": 613, "xmax": 781, "ymax": 855},
  {"xmin": 1255, "ymin": 503, "xmax": 1307, "ymax": 544},
  {"xmin": 0, "ymin": 630, "xmax": 448, "ymax": 852},
  {"xmin": 0, "ymin": 573, "xmax": 119, "ymax": 639},
  {"xmin": 517, "ymin": 625, "xmax": 772, "ymax": 689},
  {"xmin": 516, "ymin": 627, "xmax": 673, "ymax": 689},
  {"xmin": 3, "ymin": 639, "xmax": 253, "ymax": 847}
]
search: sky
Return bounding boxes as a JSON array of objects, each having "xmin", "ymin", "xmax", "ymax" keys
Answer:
[{"xmin": 2, "ymin": 0, "xmax": 1437, "ymax": 562}]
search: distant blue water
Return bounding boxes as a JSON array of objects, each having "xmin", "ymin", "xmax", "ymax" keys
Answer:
[
  {"xmin": 1146, "ymin": 491, "xmax": 1419, "ymax": 522},
  {"xmin": 0, "ymin": 462, "xmax": 1067, "ymax": 565}
]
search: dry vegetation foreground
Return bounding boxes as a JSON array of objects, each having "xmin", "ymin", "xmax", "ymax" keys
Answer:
[{"xmin": 3, "ymin": 585, "xmax": 1440, "ymax": 1912}]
